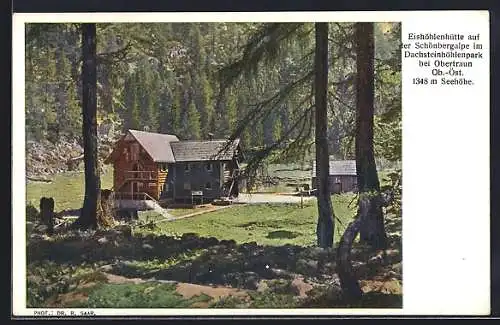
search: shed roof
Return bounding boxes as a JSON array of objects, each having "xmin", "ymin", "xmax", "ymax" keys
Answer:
[
  {"xmin": 312, "ymin": 159, "xmax": 357, "ymax": 177},
  {"xmin": 170, "ymin": 139, "xmax": 241, "ymax": 162},
  {"xmin": 127, "ymin": 129, "xmax": 179, "ymax": 163}
]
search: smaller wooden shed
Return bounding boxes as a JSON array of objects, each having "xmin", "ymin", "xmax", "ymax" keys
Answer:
[{"xmin": 311, "ymin": 159, "xmax": 358, "ymax": 194}]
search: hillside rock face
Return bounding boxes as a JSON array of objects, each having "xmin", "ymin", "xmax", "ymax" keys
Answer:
[{"xmin": 26, "ymin": 132, "xmax": 120, "ymax": 178}]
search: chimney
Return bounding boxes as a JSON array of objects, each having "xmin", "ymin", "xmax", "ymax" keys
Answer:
[{"xmin": 208, "ymin": 132, "xmax": 214, "ymax": 141}]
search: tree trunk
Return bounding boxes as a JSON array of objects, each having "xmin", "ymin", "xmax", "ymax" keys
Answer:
[
  {"xmin": 336, "ymin": 217, "xmax": 363, "ymax": 303},
  {"xmin": 355, "ymin": 22, "xmax": 387, "ymax": 250},
  {"xmin": 98, "ymin": 189, "xmax": 116, "ymax": 228},
  {"xmin": 73, "ymin": 23, "xmax": 101, "ymax": 230},
  {"xmin": 314, "ymin": 22, "xmax": 335, "ymax": 248}
]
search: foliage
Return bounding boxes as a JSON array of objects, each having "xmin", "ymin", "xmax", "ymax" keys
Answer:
[
  {"xmin": 26, "ymin": 261, "xmax": 101, "ymax": 307},
  {"xmin": 25, "ymin": 22, "xmax": 400, "ymax": 164},
  {"xmin": 85, "ymin": 283, "xmax": 211, "ymax": 308},
  {"xmin": 26, "ymin": 203, "xmax": 39, "ymax": 222},
  {"xmin": 381, "ymin": 168, "xmax": 402, "ymax": 218}
]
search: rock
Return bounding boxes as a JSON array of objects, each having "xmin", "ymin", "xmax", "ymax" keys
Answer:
[
  {"xmin": 368, "ymin": 254, "xmax": 383, "ymax": 264},
  {"xmin": 35, "ymin": 224, "xmax": 48, "ymax": 233},
  {"xmin": 257, "ymin": 280, "xmax": 269, "ymax": 292},
  {"xmin": 97, "ymin": 237, "xmax": 108, "ymax": 244},
  {"xmin": 392, "ymin": 262, "xmax": 402, "ymax": 273},
  {"xmin": 243, "ymin": 272, "xmax": 260, "ymax": 290},
  {"xmin": 308, "ymin": 247, "xmax": 327, "ymax": 259},
  {"xmin": 99, "ymin": 264, "xmax": 114, "ymax": 272},
  {"xmin": 269, "ymin": 268, "xmax": 295, "ymax": 279},
  {"xmin": 290, "ymin": 277, "xmax": 314, "ymax": 297},
  {"xmin": 323, "ymin": 262, "xmax": 336, "ymax": 271},
  {"xmin": 386, "ymin": 270, "xmax": 399, "ymax": 279},
  {"xmin": 142, "ymin": 243, "xmax": 153, "ymax": 250},
  {"xmin": 114, "ymin": 225, "xmax": 133, "ymax": 238},
  {"xmin": 296, "ymin": 259, "xmax": 318, "ymax": 275}
]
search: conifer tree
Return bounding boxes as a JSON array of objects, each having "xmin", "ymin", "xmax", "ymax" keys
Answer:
[{"xmin": 186, "ymin": 97, "xmax": 201, "ymax": 140}]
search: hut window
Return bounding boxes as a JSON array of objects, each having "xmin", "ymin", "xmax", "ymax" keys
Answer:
[
  {"xmin": 184, "ymin": 163, "xmax": 191, "ymax": 173},
  {"xmin": 205, "ymin": 182, "xmax": 212, "ymax": 190},
  {"xmin": 183, "ymin": 182, "xmax": 191, "ymax": 190},
  {"xmin": 205, "ymin": 163, "xmax": 213, "ymax": 172}
]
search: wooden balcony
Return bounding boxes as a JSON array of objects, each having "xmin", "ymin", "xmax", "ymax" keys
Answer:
[
  {"xmin": 115, "ymin": 192, "xmax": 157, "ymax": 201},
  {"xmin": 124, "ymin": 170, "xmax": 157, "ymax": 181}
]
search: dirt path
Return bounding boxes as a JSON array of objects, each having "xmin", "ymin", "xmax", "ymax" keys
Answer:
[
  {"xmin": 165, "ymin": 204, "xmax": 236, "ymax": 221},
  {"xmin": 175, "ymin": 282, "xmax": 249, "ymax": 301},
  {"xmin": 233, "ymin": 193, "xmax": 315, "ymax": 204},
  {"xmin": 46, "ymin": 272, "xmax": 251, "ymax": 308}
]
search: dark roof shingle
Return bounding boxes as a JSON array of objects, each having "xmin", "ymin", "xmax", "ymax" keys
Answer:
[
  {"xmin": 312, "ymin": 159, "xmax": 357, "ymax": 177},
  {"xmin": 170, "ymin": 139, "xmax": 240, "ymax": 162}
]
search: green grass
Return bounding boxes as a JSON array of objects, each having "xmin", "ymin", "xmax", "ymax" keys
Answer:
[
  {"xmin": 168, "ymin": 206, "xmax": 215, "ymax": 217},
  {"xmin": 79, "ymin": 282, "xmax": 212, "ymax": 308},
  {"xmin": 139, "ymin": 194, "xmax": 357, "ymax": 247},
  {"xmin": 26, "ymin": 167, "xmax": 113, "ymax": 212},
  {"xmin": 126, "ymin": 250, "xmax": 205, "ymax": 274}
]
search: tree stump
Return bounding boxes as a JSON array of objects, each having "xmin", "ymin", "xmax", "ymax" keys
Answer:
[
  {"xmin": 39, "ymin": 197, "xmax": 55, "ymax": 235},
  {"xmin": 98, "ymin": 189, "xmax": 115, "ymax": 228}
]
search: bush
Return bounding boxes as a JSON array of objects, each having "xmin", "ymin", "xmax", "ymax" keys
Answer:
[
  {"xmin": 26, "ymin": 203, "xmax": 39, "ymax": 222},
  {"xmin": 381, "ymin": 169, "xmax": 402, "ymax": 218}
]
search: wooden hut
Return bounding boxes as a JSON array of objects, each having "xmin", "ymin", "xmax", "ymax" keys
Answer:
[
  {"xmin": 104, "ymin": 130, "xmax": 242, "ymax": 205},
  {"xmin": 311, "ymin": 159, "xmax": 358, "ymax": 194}
]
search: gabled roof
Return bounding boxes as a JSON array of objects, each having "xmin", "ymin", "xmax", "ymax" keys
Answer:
[
  {"xmin": 312, "ymin": 159, "xmax": 357, "ymax": 177},
  {"xmin": 104, "ymin": 130, "xmax": 179, "ymax": 164},
  {"xmin": 105, "ymin": 130, "xmax": 240, "ymax": 164},
  {"xmin": 128, "ymin": 130, "xmax": 179, "ymax": 163},
  {"xmin": 170, "ymin": 139, "xmax": 241, "ymax": 162}
]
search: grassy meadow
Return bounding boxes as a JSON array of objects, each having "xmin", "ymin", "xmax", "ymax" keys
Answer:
[
  {"xmin": 25, "ymin": 165, "xmax": 401, "ymax": 309},
  {"xmin": 138, "ymin": 196, "xmax": 356, "ymax": 247},
  {"xmin": 26, "ymin": 167, "xmax": 114, "ymax": 212},
  {"xmin": 26, "ymin": 164, "xmax": 357, "ymax": 247}
]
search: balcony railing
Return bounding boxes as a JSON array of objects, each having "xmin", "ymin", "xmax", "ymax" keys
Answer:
[
  {"xmin": 124, "ymin": 170, "xmax": 157, "ymax": 180},
  {"xmin": 115, "ymin": 192, "xmax": 157, "ymax": 201}
]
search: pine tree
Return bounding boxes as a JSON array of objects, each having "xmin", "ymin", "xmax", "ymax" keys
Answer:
[
  {"xmin": 199, "ymin": 73, "xmax": 215, "ymax": 137},
  {"xmin": 226, "ymin": 89, "xmax": 238, "ymax": 135},
  {"xmin": 354, "ymin": 22, "xmax": 387, "ymax": 250},
  {"xmin": 171, "ymin": 86, "xmax": 183, "ymax": 135},
  {"xmin": 185, "ymin": 97, "xmax": 201, "ymax": 140}
]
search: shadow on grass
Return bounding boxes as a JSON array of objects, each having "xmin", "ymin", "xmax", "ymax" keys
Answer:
[
  {"xmin": 266, "ymin": 230, "xmax": 300, "ymax": 239},
  {"xmin": 27, "ymin": 225, "xmax": 402, "ymax": 308}
]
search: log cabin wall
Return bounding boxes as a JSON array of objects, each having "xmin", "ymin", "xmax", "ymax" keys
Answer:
[
  {"xmin": 157, "ymin": 163, "xmax": 169, "ymax": 199},
  {"xmin": 112, "ymin": 138, "xmax": 159, "ymax": 199}
]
